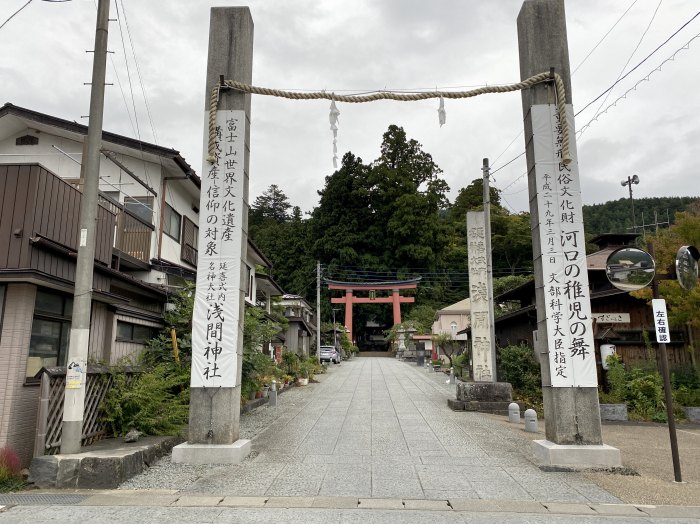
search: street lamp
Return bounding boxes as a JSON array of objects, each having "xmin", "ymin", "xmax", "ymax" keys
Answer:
[
  {"xmin": 621, "ymin": 175, "xmax": 640, "ymax": 232},
  {"xmin": 332, "ymin": 308, "xmax": 340, "ymax": 349}
]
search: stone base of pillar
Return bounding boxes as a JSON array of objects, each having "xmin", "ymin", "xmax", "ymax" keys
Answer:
[
  {"xmin": 532, "ymin": 440, "xmax": 621, "ymax": 468},
  {"xmin": 171, "ymin": 439, "xmax": 251, "ymax": 465},
  {"xmin": 456, "ymin": 381, "xmax": 513, "ymax": 403}
]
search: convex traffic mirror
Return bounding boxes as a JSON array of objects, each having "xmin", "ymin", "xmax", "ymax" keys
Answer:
[
  {"xmin": 676, "ymin": 245, "xmax": 699, "ymax": 291},
  {"xmin": 605, "ymin": 247, "xmax": 656, "ymax": 292}
]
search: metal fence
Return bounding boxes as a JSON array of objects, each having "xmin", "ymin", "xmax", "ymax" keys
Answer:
[{"xmin": 34, "ymin": 366, "xmax": 138, "ymax": 457}]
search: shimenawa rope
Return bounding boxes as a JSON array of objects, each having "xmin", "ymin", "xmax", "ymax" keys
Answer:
[{"xmin": 206, "ymin": 72, "xmax": 571, "ymax": 166}]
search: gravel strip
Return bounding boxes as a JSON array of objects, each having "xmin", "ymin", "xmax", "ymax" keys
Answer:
[{"xmin": 119, "ymin": 372, "xmax": 331, "ymax": 491}]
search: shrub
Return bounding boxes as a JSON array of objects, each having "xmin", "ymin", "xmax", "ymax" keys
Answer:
[
  {"xmin": 600, "ymin": 354, "xmax": 626, "ymax": 404},
  {"xmin": 626, "ymin": 368, "xmax": 666, "ymax": 422},
  {"xmin": 671, "ymin": 365, "xmax": 699, "ymax": 390},
  {"xmin": 453, "ymin": 353, "xmax": 469, "ymax": 379},
  {"xmin": 102, "ymin": 362, "xmax": 190, "ymax": 436},
  {"xmin": 497, "ymin": 344, "xmax": 541, "ymax": 396},
  {"xmin": 497, "ymin": 344, "xmax": 542, "ymax": 414},
  {"xmin": 0, "ymin": 447, "xmax": 25, "ymax": 493},
  {"xmin": 280, "ymin": 351, "xmax": 301, "ymax": 378},
  {"xmin": 674, "ymin": 386, "xmax": 700, "ymax": 407}
]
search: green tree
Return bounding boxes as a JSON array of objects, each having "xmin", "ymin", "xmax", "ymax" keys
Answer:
[
  {"xmin": 249, "ymin": 184, "xmax": 292, "ymax": 226},
  {"xmin": 631, "ymin": 208, "xmax": 700, "ymax": 328}
]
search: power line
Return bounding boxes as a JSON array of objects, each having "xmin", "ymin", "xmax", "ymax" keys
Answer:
[
  {"xmin": 572, "ymin": 0, "xmax": 639, "ymax": 76},
  {"xmin": 577, "ymin": 30, "xmax": 700, "ymax": 138},
  {"xmin": 0, "ymin": 0, "xmax": 33, "ymax": 31},
  {"xmin": 576, "ymin": 8, "xmax": 700, "ymax": 117},
  {"xmin": 587, "ymin": 0, "xmax": 662, "ymax": 122}
]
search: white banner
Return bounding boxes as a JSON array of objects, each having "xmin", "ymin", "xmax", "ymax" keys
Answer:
[
  {"xmin": 652, "ymin": 299, "xmax": 671, "ymax": 343},
  {"xmin": 532, "ymin": 104, "xmax": 597, "ymax": 387},
  {"xmin": 467, "ymin": 211, "xmax": 494, "ymax": 382},
  {"xmin": 191, "ymin": 110, "xmax": 245, "ymax": 388}
]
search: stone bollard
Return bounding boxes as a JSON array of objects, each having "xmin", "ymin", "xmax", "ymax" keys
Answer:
[
  {"xmin": 508, "ymin": 402, "xmax": 520, "ymax": 423},
  {"xmin": 268, "ymin": 380, "xmax": 277, "ymax": 407},
  {"xmin": 449, "ymin": 367, "xmax": 455, "ymax": 385},
  {"xmin": 524, "ymin": 408, "xmax": 537, "ymax": 432}
]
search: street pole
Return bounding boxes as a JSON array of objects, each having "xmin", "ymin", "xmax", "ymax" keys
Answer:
[
  {"xmin": 60, "ymin": 0, "xmax": 110, "ymax": 455},
  {"xmin": 317, "ymin": 260, "xmax": 321, "ymax": 363},
  {"xmin": 482, "ymin": 158, "xmax": 497, "ymax": 381},
  {"xmin": 332, "ymin": 308, "xmax": 338, "ymax": 349},
  {"xmin": 648, "ymin": 242, "xmax": 683, "ymax": 482}
]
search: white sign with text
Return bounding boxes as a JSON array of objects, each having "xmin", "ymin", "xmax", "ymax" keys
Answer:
[
  {"xmin": 191, "ymin": 110, "xmax": 245, "ymax": 388},
  {"xmin": 652, "ymin": 299, "xmax": 671, "ymax": 344},
  {"xmin": 532, "ymin": 104, "xmax": 597, "ymax": 388}
]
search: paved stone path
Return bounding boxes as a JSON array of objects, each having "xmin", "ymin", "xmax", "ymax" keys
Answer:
[
  {"xmin": 182, "ymin": 357, "xmax": 618, "ymax": 503},
  {"xmin": 3, "ymin": 358, "xmax": 700, "ymax": 521}
]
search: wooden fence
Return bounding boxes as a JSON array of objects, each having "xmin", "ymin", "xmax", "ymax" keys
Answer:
[{"xmin": 34, "ymin": 365, "xmax": 138, "ymax": 457}]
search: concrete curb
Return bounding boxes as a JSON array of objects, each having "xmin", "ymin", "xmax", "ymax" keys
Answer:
[{"xmin": 9, "ymin": 491, "xmax": 696, "ymax": 518}]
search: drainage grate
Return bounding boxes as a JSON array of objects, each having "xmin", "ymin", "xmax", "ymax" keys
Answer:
[{"xmin": 0, "ymin": 494, "xmax": 90, "ymax": 505}]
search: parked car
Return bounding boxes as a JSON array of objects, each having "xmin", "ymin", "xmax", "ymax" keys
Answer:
[{"xmin": 319, "ymin": 345, "xmax": 341, "ymax": 364}]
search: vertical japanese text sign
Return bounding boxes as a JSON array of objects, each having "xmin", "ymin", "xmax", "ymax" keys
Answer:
[
  {"xmin": 191, "ymin": 110, "xmax": 246, "ymax": 388},
  {"xmin": 651, "ymin": 299, "xmax": 671, "ymax": 343},
  {"xmin": 532, "ymin": 105, "xmax": 597, "ymax": 387},
  {"xmin": 467, "ymin": 211, "xmax": 494, "ymax": 382}
]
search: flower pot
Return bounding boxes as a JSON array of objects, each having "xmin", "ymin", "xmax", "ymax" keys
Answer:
[
  {"xmin": 599, "ymin": 403, "xmax": 628, "ymax": 421},
  {"xmin": 263, "ymin": 386, "xmax": 270, "ymax": 398},
  {"xmin": 249, "ymin": 390, "xmax": 256, "ymax": 401},
  {"xmin": 255, "ymin": 391, "xmax": 263, "ymax": 399},
  {"xmin": 297, "ymin": 377, "xmax": 309, "ymax": 386}
]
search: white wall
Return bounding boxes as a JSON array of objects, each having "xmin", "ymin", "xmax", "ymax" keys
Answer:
[{"xmin": 160, "ymin": 177, "xmax": 199, "ymax": 269}]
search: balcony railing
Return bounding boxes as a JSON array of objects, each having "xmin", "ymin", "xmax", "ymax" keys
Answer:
[{"xmin": 98, "ymin": 192, "xmax": 153, "ymax": 264}]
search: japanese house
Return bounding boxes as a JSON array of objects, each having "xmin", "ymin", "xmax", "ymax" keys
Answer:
[{"xmin": 0, "ymin": 103, "xmax": 281, "ymax": 465}]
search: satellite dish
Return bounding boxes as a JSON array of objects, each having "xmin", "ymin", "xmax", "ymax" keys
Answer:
[
  {"xmin": 605, "ymin": 247, "xmax": 656, "ymax": 292},
  {"xmin": 676, "ymin": 245, "xmax": 699, "ymax": 291}
]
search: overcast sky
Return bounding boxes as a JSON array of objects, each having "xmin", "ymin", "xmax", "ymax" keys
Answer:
[{"xmin": 2, "ymin": 0, "xmax": 698, "ymax": 215}]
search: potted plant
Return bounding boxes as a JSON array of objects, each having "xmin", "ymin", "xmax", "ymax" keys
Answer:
[
  {"xmin": 599, "ymin": 354, "xmax": 628, "ymax": 421},
  {"xmin": 431, "ymin": 359, "xmax": 443, "ymax": 373},
  {"xmin": 297, "ymin": 362, "xmax": 310, "ymax": 386}
]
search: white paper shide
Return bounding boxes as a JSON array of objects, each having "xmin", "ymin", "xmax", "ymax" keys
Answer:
[
  {"xmin": 191, "ymin": 110, "xmax": 245, "ymax": 388},
  {"xmin": 532, "ymin": 104, "xmax": 597, "ymax": 388}
]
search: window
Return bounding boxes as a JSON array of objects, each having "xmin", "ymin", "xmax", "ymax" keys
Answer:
[
  {"xmin": 124, "ymin": 196, "xmax": 154, "ymax": 224},
  {"xmin": 163, "ymin": 203, "xmax": 182, "ymax": 242},
  {"xmin": 116, "ymin": 321, "xmax": 157, "ymax": 343},
  {"xmin": 16, "ymin": 134, "xmax": 38, "ymax": 146},
  {"xmin": 181, "ymin": 216, "xmax": 198, "ymax": 266},
  {"xmin": 26, "ymin": 289, "xmax": 73, "ymax": 378}
]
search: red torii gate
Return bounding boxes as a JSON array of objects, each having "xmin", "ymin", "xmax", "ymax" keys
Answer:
[{"xmin": 327, "ymin": 278, "xmax": 420, "ymax": 344}]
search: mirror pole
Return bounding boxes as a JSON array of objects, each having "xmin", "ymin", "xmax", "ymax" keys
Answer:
[{"xmin": 648, "ymin": 242, "xmax": 683, "ymax": 482}]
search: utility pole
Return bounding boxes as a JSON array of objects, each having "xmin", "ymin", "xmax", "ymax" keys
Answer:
[
  {"xmin": 60, "ymin": 0, "xmax": 110, "ymax": 455},
  {"xmin": 317, "ymin": 260, "xmax": 321, "ymax": 363},
  {"xmin": 482, "ymin": 158, "xmax": 497, "ymax": 381},
  {"xmin": 621, "ymin": 174, "xmax": 639, "ymax": 232}
]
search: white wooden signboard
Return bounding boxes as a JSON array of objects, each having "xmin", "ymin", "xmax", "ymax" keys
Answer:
[
  {"xmin": 532, "ymin": 104, "xmax": 597, "ymax": 388},
  {"xmin": 652, "ymin": 299, "xmax": 671, "ymax": 343},
  {"xmin": 191, "ymin": 110, "xmax": 245, "ymax": 388}
]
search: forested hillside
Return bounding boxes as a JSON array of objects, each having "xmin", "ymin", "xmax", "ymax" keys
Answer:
[
  {"xmin": 248, "ymin": 125, "xmax": 533, "ymax": 331},
  {"xmin": 582, "ymin": 197, "xmax": 698, "ymax": 236},
  {"xmin": 248, "ymin": 125, "xmax": 698, "ymax": 336}
]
